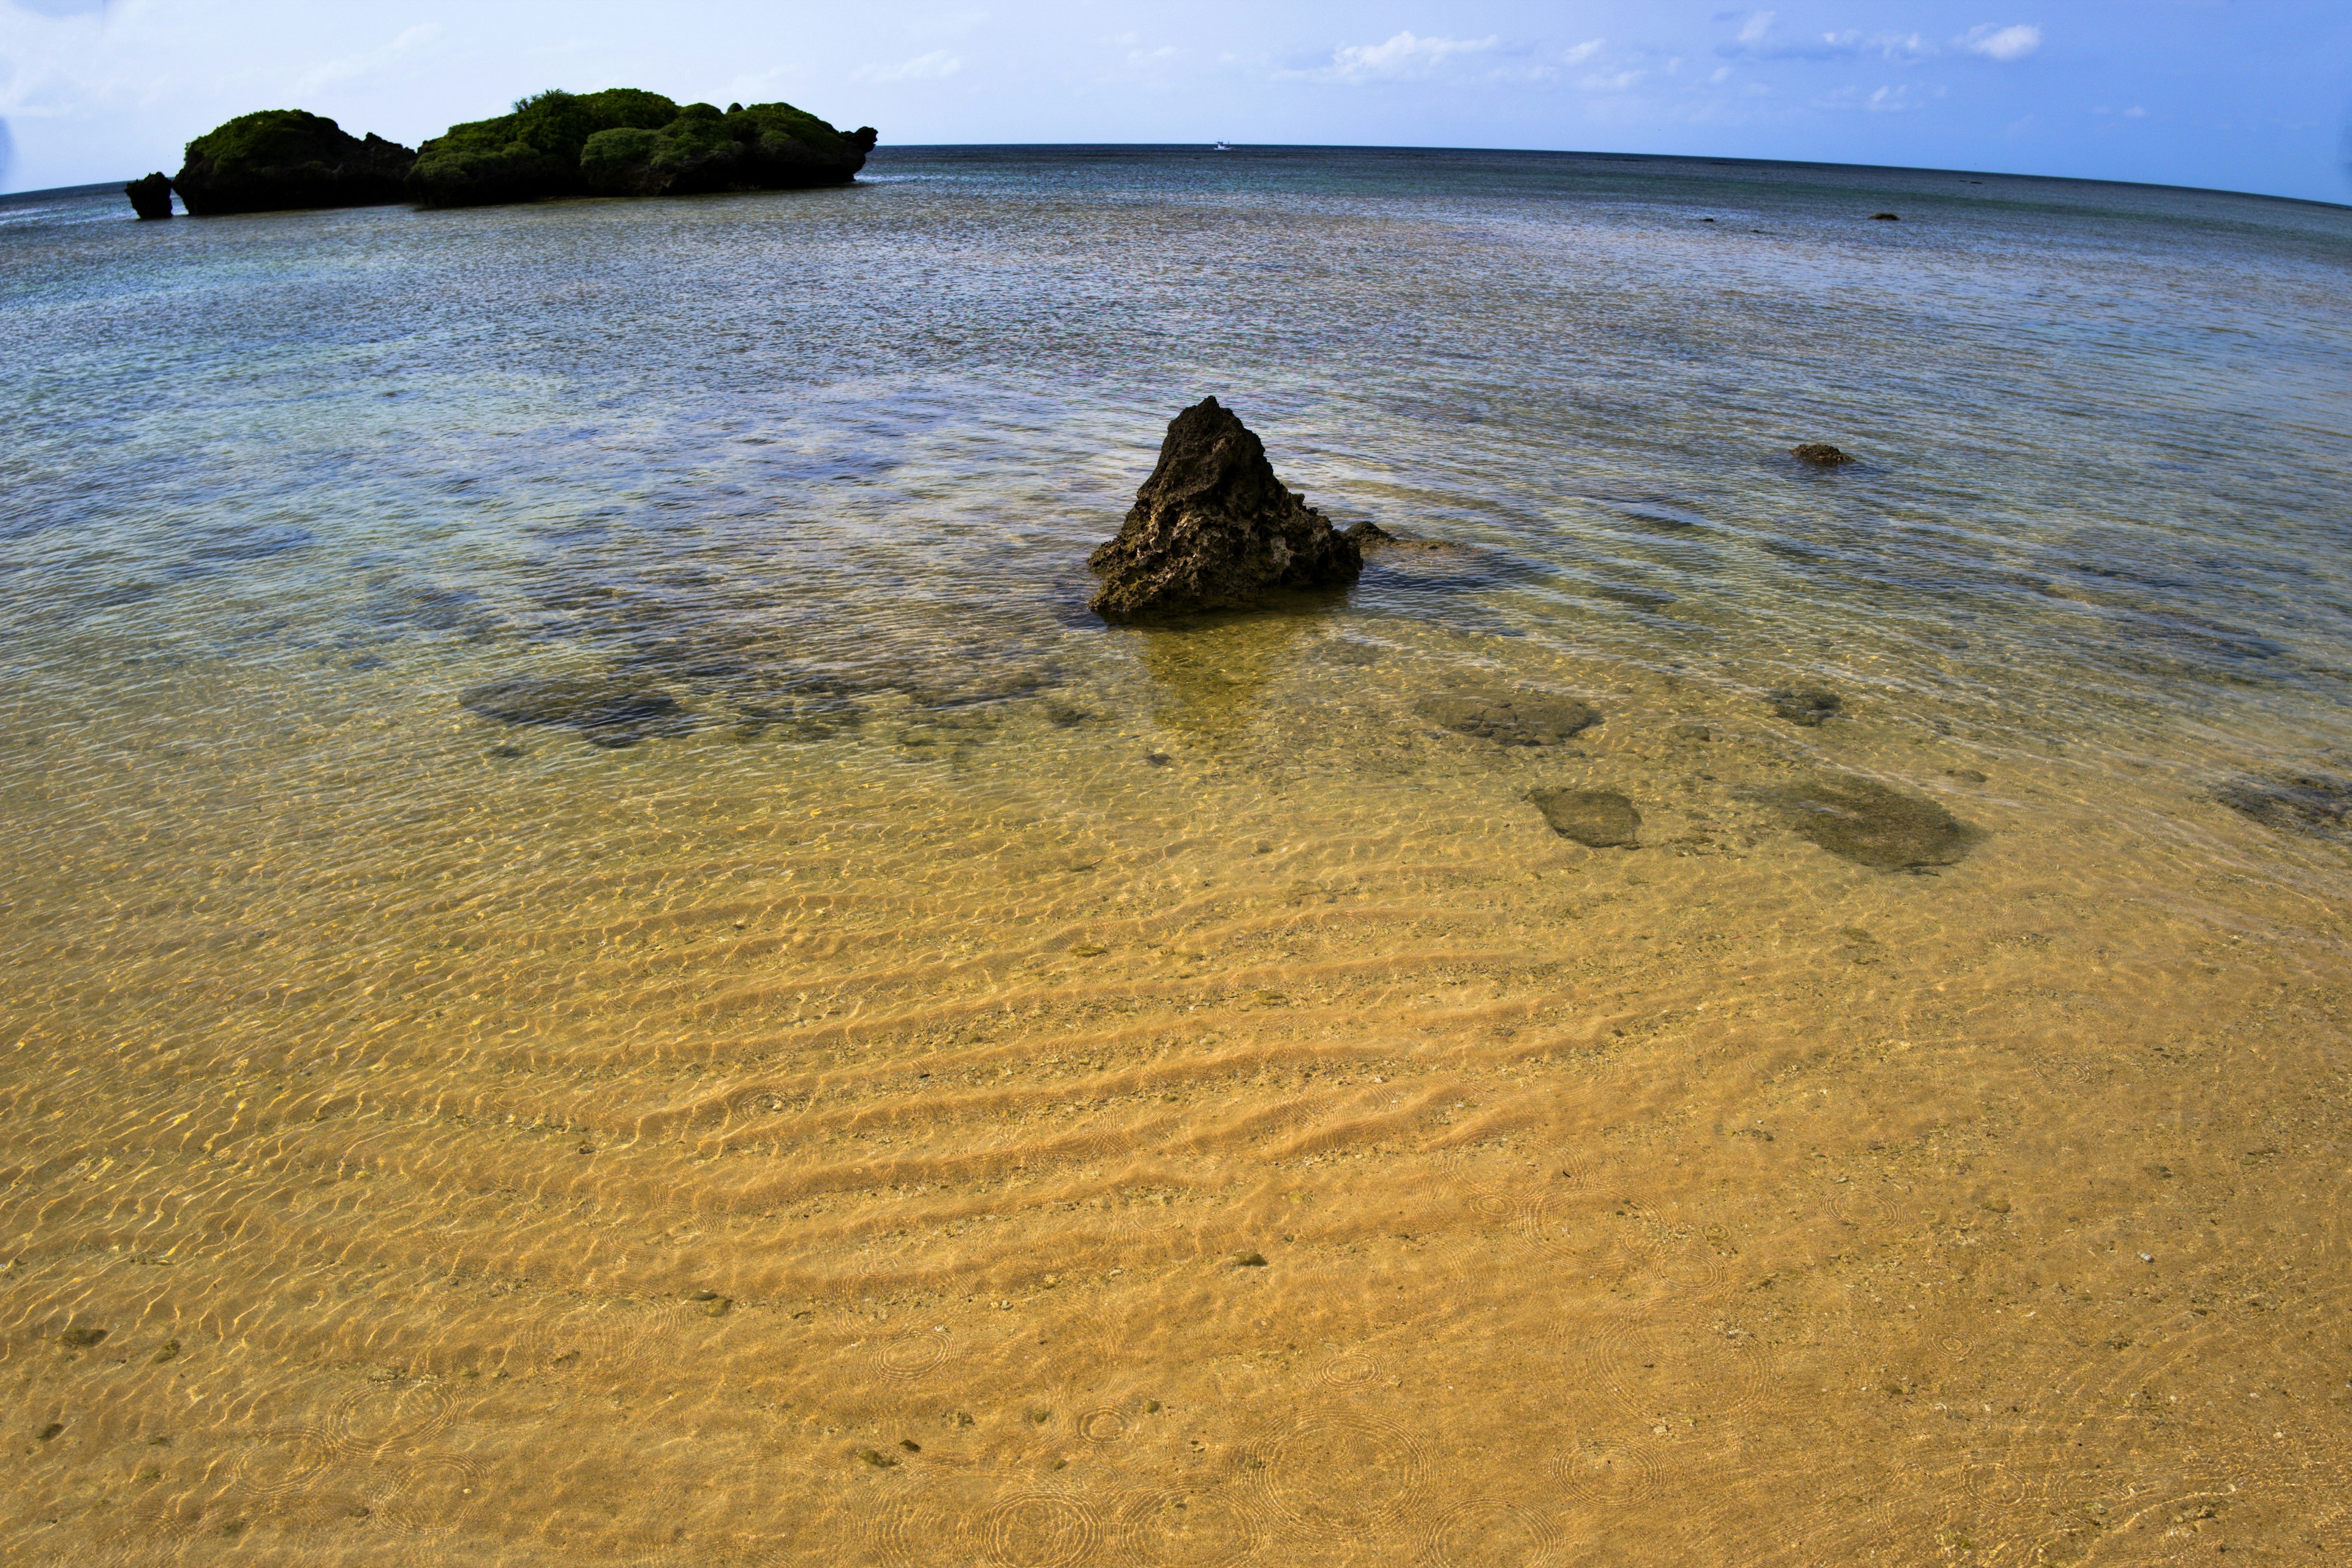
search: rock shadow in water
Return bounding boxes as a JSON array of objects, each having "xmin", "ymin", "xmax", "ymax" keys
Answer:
[
  {"xmin": 1131, "ymin": 604, "xmax": 1336, "ymax": 742},
  {"xmin": 2215, "ymin": 772, "xmax": 2352, "ymax": 839},
  {"xmin": 460, "ymin": 675, "xmax": 698, "ymax": 749},
  {"xmin": 1529, "ymin": 788, "xmax": 1642, "ymax": 848},
  {"xmin": 1762, "ymin": 775, "xmax": 1981, "ymax": 871}
]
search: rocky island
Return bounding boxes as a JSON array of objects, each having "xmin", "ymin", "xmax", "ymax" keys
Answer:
[
  {"xmin": 133, "ymin": 89, "xmax": 873, "ymax": 218},
  {"xmin": 410, "ymin": 89, "xmax": 875, "ymax": 206}
]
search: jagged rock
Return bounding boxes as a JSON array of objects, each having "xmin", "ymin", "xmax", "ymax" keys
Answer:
[
  {"xmin": 1792, "ymin": 443, "xmax": 1855, "ymax": 466},
  {"xmin": 1344, "ymin": 521, "xmax": 1393, "ymax": 545},
  {"xmin": 124, "ymin": 173, "xmax": 173, "ymax": 220},
  {"xmin": 1088, "ymin": 398, "xmax": 1362, "ymax": 620},
  {"xmin": 410, "ymin": 88, "xmax": 873, "ymax": 207},
  {"xmin": 1419, "ymin": 693, "xmax": 1599, "ymax": 746},
  {"xmin": 1530, "ymin": 788, "xmax": 1641, "ymax": 848},
  {"xmin": 172, "ymin": 110, "xmax": 415, "ymax": 216}
]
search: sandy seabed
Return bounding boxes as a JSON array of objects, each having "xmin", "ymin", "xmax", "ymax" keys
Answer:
[{"xmin": 5, "ymin": 620, "xmax": 2348, "ymax": 1567}]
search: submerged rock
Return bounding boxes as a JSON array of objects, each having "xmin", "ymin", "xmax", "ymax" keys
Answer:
[
  {"xmin": 1767, "ymin": 775, "xmax": 1981, "ymax": 870},
  {"xmin": 1087, "ymin": 398, "xmax": 1363, "ymax": 620},
  {"xmin": 461, "ymin": 675, "xmax": 696, "ymax": 748},
  {"xmin": 1529, "ymin": 788, "xmax": 1641, "ymax": 848},
  {"xmin": 1419, "ymin": 693, "xmax": 1599, "ymax": 746},
  {"xmin": 124, "ymin": 173, "xmax": 174, "ymax": 220},
  {"xmin": 1791, "ymin": 443, "xmax": 1855, "ymax": 467},
  {"xmin": 2215, "ymin": 771, "xmax": 2352, "ymax": 837},
  {"xmin": 1771, "ymin": 687, "xmax": 1842, "ymax": 726},
  {"xmin": 410, "ymin": 88, "xmax": 873, "ymax": 207},
  {"xmin": 172, "ymin": 110, "xmax": 415, "ymax": 216}
]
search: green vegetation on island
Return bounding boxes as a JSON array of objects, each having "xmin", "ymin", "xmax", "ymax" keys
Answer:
[
  {"xmin": 412, "ymin": 89, "xmax": 875, "ymax": 206},
  {"xmin": 138, "ymin": 89, "xmax": 876, "ymax": 219}
]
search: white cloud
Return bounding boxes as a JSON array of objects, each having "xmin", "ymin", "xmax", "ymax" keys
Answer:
[
  {"xmin": 295, "ymin": 24, "xmax": 441, "ymax": 96},
  {"xmin": 859, "ymin": 50, "xmax": 963, "ymax": 84},
  {"xmin": 1578, "ymin": 70, "xmax": 1645, "ymax": 92},
  {"xmin": 1562, "ymin": 39, "xmax": 1604, "ymax": 66},
  {"xmin": 1962, "ymin": 24, "xmax": 2041, "ymax": 61},
  {"xmin": 1814, "ymin": 82, "xmax": 1945, "ymax": 113},
  {"xmin": 1739, "ymin": 12, "xmax": 1775, "ymax": 45},
  {"xmin": 1327, "ymin": 31, "xmax": 1496, "ymax": 81}
]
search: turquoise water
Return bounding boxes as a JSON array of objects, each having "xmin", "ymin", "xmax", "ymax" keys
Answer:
[{"xmin": 7, "ymin": 149, "xmax": 2349, "ymax": 769}]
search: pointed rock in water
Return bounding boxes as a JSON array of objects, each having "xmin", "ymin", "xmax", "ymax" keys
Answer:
[
  {"xmin": 1791, "ymin": 443, "xmax": 1855, "ymax": 466},
  {"xmin": 1088, "ymin": 398, "xmax": 1363, "ymax": 620},
  {"xmin": 125, "ymin": 173, "xmax": 174, "ymax": 220},
  {"xmin": 1529, "ymin": 788, "xmax": 1641, "ymax": 848}
]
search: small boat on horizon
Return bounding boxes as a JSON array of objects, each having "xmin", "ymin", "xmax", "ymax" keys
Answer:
[{"xmin": 1213, "ymin": 140, "xmax": 1232, "ymax": 151}]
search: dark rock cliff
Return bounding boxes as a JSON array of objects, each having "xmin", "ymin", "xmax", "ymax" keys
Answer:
[{"xmin": 171, "ymin": 110, "xmax": 416, "ymax": 216}]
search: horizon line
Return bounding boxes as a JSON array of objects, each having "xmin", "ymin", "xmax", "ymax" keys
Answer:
[{"xmin": 8, "ymin": 141, "xmax": 2346, "ymax": 215}]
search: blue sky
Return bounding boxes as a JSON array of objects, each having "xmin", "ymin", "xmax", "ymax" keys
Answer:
[{"xmin": 3, "ymin": 1, "xmax": 2348, "ymax": 202}]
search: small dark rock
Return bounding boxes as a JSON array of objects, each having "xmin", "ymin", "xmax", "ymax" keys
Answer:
[
  {"xmin": 151, "ymin": 1340, "xmax": 180, "ymax": 1364},
  {"xmin": 1529, "ymin": 788, "xmax": 1642, "ymax": 848},
  {"xmin": 1790, "ymin": 443, "xmax": 1855, "ymax": 466},
  {"xmin": 899, "ymin": 1438, "xmax": 921, "ymax": 1452},
  {"xmin": 37, "ymin": 1423, "xmax": 64, "ymax": 1442},
  {"xmin": 1088, "ymin": 398, "xmax": 1362, "ymax": 620},
  {"xmin": 1945, "ymin": 767, "xmax": 1988, "ymax": 784},
  {"xmin": 1870, "ymin": 212, "xmax": 1900, "ymax": 221},
  {"xmin": 1770, "ymin": 687, "xmax": 1842, "ymax": 726},
  {"xmin": 1344, "ymin": 521, "xmax": 1394, "ymax": 545},
  {"xmin": 1418, "ymin": 693, "xmax": 1599, "ymax": 746},
  {"xmin": 1766, "ymin": 775, "xmax": 1983, "ymax": 870},
  {"xmin": 57, "ymin": 1327, "xmax": 108, "ymax": 1349},
  {"xmin": 1231, "ymin": 1251, "xmax": 1268, "ymax": 1267},
  {"xmin": 1670, "ymin": 722, "xmax": 1713, "ymax": 742},
  {"xmin": 125, "ymin": 173, "xmax": 174, "ymax": 220},
  {"xmin": 856, "ymin": 1447, "xmax": 899, "ymax": 1468},
  {"xmin": 2215, "ymin": 771, "xmax": 2352, "ymax": 837}
]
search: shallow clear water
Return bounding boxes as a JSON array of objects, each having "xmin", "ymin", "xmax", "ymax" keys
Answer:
[{"xmin": 4, "ymin": 149, "xmax": 2350, "ymax": 1565}]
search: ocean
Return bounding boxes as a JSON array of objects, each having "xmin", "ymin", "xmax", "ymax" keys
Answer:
[{"xmin": 4, "ymin": 145, "xmax": 2350, "ymax": 1564}]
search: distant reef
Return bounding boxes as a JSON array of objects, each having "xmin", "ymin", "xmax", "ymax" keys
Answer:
[
  {"xmin": 141, "ymin": 89, "xmax": 875, "ymax": 218},
  {"xmin": 412, "ymin": 89, "xmax": 876, "ymax": 206},
  {"xmin": 171, "ymin": 110, "xmax": 416, "ymax": 216}
]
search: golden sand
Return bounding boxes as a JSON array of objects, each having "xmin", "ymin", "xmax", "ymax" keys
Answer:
[{"xmin": 6, "ymin": 618, "xmax": 2348, "ymax": 1567}]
